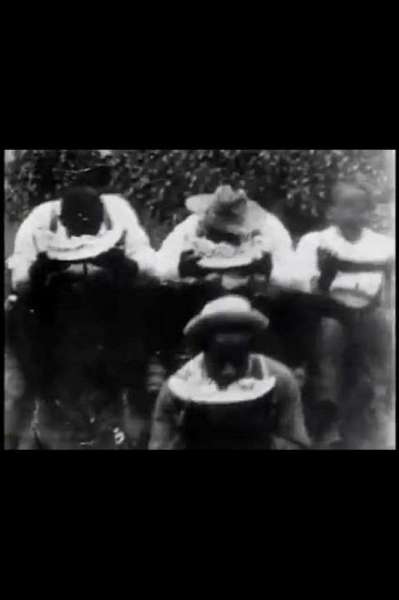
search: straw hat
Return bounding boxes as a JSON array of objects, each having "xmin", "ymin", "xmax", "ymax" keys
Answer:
[
  {"xmin": 185, "ymin": 186, "xmax": 268, "ymax": 269},
  {"xmin": 186, "ymin": 185, "xmax": 249, "ymax": 236},
  {"xmin": 184, "ymin": 295, "xmax": 269, "ymax": 343}
]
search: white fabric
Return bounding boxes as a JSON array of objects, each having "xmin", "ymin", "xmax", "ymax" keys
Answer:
[
  {"xmin": 38, "ymin": 221, "xmax": 124, "ymax": 262},
  {"xmin": 8, "ymin": 194, "xmax": 157, "ymax": 289},
  {"xmin": 168, "ymin": 353, "xmax": 276, "ymax": 404},
  {"xmin": 289, "ymin": 226, "xmax": 394, "ymax": 306},
  {"xmin": 184, "ymin": 295, "xmax": 269, "ymax": 336},
  {"xmin": 155, "ymin": 206, "xmax": 294, "ymax": 282},
  {"xmin": 201, "ymin": 295, "xmax": 251, "ymax": 317}
]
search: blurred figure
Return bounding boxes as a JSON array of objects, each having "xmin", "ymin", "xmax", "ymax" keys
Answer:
[
  {"xmin": 4, "ymin": 319, "xmax": 32, "ymax": 449},
  {"xmin": 292, "ymin": 179, "xmax": 395, "ymax": 448},
  {"xmin": 149, "ymin": 296, "xmax": 310, "ymax": 450}
]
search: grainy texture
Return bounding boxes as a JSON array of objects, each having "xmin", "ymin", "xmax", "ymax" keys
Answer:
[{"xmin": 4, "ymin": 150, "xmax": 395, "ymax": 449}]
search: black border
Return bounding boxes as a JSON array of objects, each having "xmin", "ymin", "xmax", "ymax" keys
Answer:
[
  {"xmin": 2, "ymin": 94, "xmax": 397, "ymax": 515},
  {"xmin": 3, "ymin": 78, "xmax": 398, "ymax": 149}
]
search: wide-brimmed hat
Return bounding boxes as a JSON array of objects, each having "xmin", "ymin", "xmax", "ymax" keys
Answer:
[
  {"xmin": 186, "ymin": 186, "xmax": 268, "ymax": 269},
  {"xmin": 186, "ymin": 185, "xmax": 249, "ymax": 236},
  {"xmin": 184, "ymin": 295, "xmax": 269, "ymax": 343}
]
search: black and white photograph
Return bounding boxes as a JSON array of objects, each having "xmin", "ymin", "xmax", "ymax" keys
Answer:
[{"xmin": 3, "ymin": 149, "xmax": 396, "ymax": 450}]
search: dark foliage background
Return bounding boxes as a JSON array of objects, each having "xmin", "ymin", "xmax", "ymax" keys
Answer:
[{"xmin": 5, "ymin": 149, "xmax": 394, "ymax": 250}]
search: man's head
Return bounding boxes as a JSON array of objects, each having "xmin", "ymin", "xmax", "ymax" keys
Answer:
[
  {"xmin": 329, "ymin": 180, "xmax": 373, "ymax": 232},
  {"xmin": 60, "ymin": 186, "xmax": 104, "ymax": 237},
  {"xmin": 204, "ymin": 328, "xmax": 253, "ymax": 388},
  {"xmin": 186, "ymin": 185, "xmax": 249, "ymax": 237},
  {"xmin": 184, "ymin": 295, "xmax": 269, "ymax": 389}
]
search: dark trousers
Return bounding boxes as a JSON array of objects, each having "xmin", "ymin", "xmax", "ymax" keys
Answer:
[
  {"xmin": 6, "ymin": 263, "xmax": 153, "ymax": 449},
  {"xmin": 251, "ymin": 291, "xmax": 394, "ymax": 447},
  {"xmin": 306, "ymin": 306, "xmax": 394, "ymax": 446},
  {"xmin": 252, "ymin": 291, "xmax": 318, "ymax": 367}
]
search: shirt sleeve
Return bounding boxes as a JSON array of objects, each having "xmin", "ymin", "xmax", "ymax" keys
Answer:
[
  {"xmin": 8, "ymin": 202, "xmax": 53, "ymax": 290},
  {"xmin": 109, "ymin": 196, "xmax": 157, "ymax": 276},
  {"xmin": 375, "ymin": 233, "xmax": 395, "ymax": 263},
  {"xmin": 272, "ymin": 366, "xmax": 311, "ymax": 449},
  {"xmin": 267, "ymin": 215, "xmax": 294, "ymax": 263},
  {"xmin": 262, "ymin": 214, "xmax": 295, "ymax": 287},
  {"xmin": 155, "ymin": 215, "xmax": 199, "ymax": 281},
  {"xmin": 148, "ymin": 383, "xmax": 184, "ymax": 450},
  {"xmin": 288, "ymin": 232, "xmax": 321, "ymax": 293}
]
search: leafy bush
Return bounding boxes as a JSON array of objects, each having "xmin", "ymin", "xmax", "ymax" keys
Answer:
[{"xmin": 5, "ymin": 149, "xmax": 393, "ymax": 248}]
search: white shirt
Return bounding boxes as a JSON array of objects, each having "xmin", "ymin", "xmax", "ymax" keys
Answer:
[
  {"xmin": 290, "ymin": 226, "xmax": 395, "ymax": 305},
  {"xmin": 155, "ymin": 207, "xmax": 294, "ymax": 282},
  {"xmin": 8, "ymin": 194, "xmax": 157, "ymax": 289}
]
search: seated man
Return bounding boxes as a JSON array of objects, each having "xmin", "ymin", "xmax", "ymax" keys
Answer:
[
  {"xmin": 156, "ymin": 184, "xmax": 293, "ymax": 287},
  {"xmin": 6, "ymin": 186, "xmax": 157, "ymax": 449},
  {"xmin": 148, "ymin": 295, "xmax": 310, "ymax": 450},
  {"xmin": 291, "ymin": 179, "xmax": 395, "ymax": 448},
  {"xmin": 152, "ymin": 185, "xmax": 295, "ymax": 376},
  {"xmin": 8, "ymin": 185, "xmax": 156, "ymax": 294}
]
